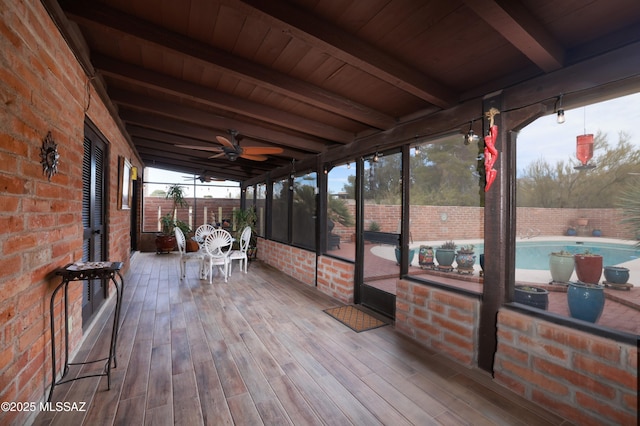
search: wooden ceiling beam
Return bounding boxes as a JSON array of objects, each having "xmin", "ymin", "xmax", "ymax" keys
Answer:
[
  {"xmin": 64, "ymin": 2, "xmax": 396, "ymax": 129},
  {"xmin": 93, "ymin": 54, "xmax": 354, "ymax": 144},
  {"xmin": 464, "ymin": 0, "xmax": 565, "ymax": 72},
  {"xmin": 233, "ymin": 0, "xmax": 456, "ymax": 108},
  {"xmin": 110, "ymin": 89, "xmax": 329, "ymax": 153}
]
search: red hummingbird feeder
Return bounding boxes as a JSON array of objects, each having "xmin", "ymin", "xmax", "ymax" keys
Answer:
[{"xmin": 574, "ymin": 134, "xmax": 595, "ymax": 170}]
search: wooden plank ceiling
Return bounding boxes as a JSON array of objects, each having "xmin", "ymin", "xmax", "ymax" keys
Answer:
[{"xmin": 49, "ymin": 0, "xmax": 640, "ymax": 181}]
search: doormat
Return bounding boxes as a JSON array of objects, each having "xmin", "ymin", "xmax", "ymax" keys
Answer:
[{"xmin": 323, "ymin": 305, "xmax": 388, "ymax": 333}]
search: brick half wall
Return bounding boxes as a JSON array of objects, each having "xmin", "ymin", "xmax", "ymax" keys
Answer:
[
  {"xmin": 495, "ymin": 309, "xmax": 637, "ymax": 425},
  {"xmin": 395, "ymin": 279, "xmax": 480, "ymax": 366},
  {"xmin": 257, "ymin": 238, "xmax": 316, "ymax": 287}
]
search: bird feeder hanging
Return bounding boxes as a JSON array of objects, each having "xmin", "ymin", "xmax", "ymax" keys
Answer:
[{"xmin": 574, "ymin": 134, "xmax": 595, "ymax": 170}]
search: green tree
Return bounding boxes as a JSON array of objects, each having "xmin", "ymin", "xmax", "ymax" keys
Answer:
[
  {"xmin": 342, "ymin": 136, "xmax": 482, "ymax": 206},
  {"xmin": 617, "ymin": 178, "xmax": 640, "ymax": 243},
  {"xmin": 518, "ymin": 131, "xmax": 640, "ymax": 208}
]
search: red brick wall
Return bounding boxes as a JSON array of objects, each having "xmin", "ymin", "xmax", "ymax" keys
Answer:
[
  {"xmin": 256, "ymin": 240, "xmax": 356, "ymax": 304},
  {"xmin": 331, "ymin": 204, "xmax": 628, "ymax": 243},
  {"xmin": 317, "ymin": 256, "xmax": 355, "ymax": 303},
  {"xmin": 0, "ymin": 2, "xmax": 139, "ymax": 424},
  {"xmin": 257, "ymin": 238, "xmax": 316, "ymax": 287},
  {"xmin": 395, "ymin": 279, "xmax": 480, "ymax": 366},
  {"xmin": 495, "ymin": 310, "xmax": 637, "ymax": 425}
]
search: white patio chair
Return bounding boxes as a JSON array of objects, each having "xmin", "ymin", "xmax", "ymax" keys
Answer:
[
  {"xmin": 194, "ymin": 224, "xmax": 216, "ymax": 245},
  {"xmin": 228, "ymin": 226, "xmax": 251, "ymax": 274},
  {"xmin": 175, "ymin": 227, "xmax": 206, "ymax": 279},
  {"xmin": 203, "ymin": 229, "xmax": 233, "ymax": 283}
]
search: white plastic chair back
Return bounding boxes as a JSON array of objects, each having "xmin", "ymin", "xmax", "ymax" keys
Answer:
[
  {"xmin": 229, "ymin": 226, "xmax": 251, "ymax": 274},
  {"xmin": 195, "ymin": 224, "xmax": 216, "ymax": 239},
  {"xmin": 239, "ymin": 226, "xmax": 251, "ymax": 252},
  {"xmin": 175, "ymin": 227, "xmax": 187, "ymax": 255},
  {"xmin": 203, "ymin": 229, "xmax": 233, "ymax": 283},
  {"xmin": 175, "ymin": 227, "xmax": 205, "ymax": 279}
]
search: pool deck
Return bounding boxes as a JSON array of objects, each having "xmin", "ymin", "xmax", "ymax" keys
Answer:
[{"xmin": 333, "ymin": 236, "xmax": 640, "ymax": 335}]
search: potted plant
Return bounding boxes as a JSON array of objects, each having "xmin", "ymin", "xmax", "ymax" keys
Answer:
[
  {"xmin": 435, "ymin": 240, "xmax": 456, "ymax": 270},
  {"xmin": 418, "ymin": 245, "xmax": 435, "ymax": 269},
  {"xmin": 155, "ymin": 184, "xmax": 189, "ymax": 254},
  {"xmin": 567, "ymin": 281, "xmax": 605, "ymax": 322},
  {"xmin": 456, "ymin": 244, "xmax": 476, "ymax": 274},
  {"xmin": 574, "ymin": 250, "xmax": 603, "ymax": 284},
  {"xmin": 514, "ymin": 285, "xmax": 549, "ymax": 310},
  {"xmin": 549, "ymin": 250, "xmax": 574, "ymax": 283},
  {"xmin": 233, "ymin": 207, "xmax": 258, "ymax": 258}
]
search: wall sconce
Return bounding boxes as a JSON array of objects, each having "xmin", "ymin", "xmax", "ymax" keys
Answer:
[
  {"xmin": 556, "ymin": 94, "xmax": 565, "ymax": 124},
  {"xmin": 372, "ymin": 152, "xmax": 379, "ymax": 163}
]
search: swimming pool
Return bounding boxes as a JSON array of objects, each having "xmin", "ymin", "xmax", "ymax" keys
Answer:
[{"xmin": 474, "ymin": 241, "xmax": 639, "ymax": 271}]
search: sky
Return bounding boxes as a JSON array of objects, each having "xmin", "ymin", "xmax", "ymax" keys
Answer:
[
  {"xmin": 516, "ymin": 91, "xmax": 640, "ymax": 175},
  {"xmin": 146, "ymin": 91, "xmax": 640, "ymax": 195}
]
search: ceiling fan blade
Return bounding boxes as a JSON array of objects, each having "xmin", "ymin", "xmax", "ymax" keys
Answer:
[
  {"xmin": 215, "ymin": 135, "xmax": 234, "ymax": 147},
  {"xmin": 208, "ymin": 152, "xmax": 226, "ymax": 159},
  {"xmin": 177, "ymin": 144, "xmax": 223, "ymax": 152},
  {"xmin": 240, "ymin": 153, "xmax": 268, "ymax": 161},
  {"xmin": 242, "ymin": 147, "xmax": 284, "ymax": 155}
]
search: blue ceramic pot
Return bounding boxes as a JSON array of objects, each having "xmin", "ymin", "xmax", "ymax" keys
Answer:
[
  {"xmin": 515, "ymin": 286, "xmax": 549, "ymax": 310},
  {"xmin": 603, "ymin": 266, "xmax": 629, "ymax": 284},
  {"xmin": 567, "ymin": 281, "xmax": 605, "ymax": 323},
  {"xmin": 394, "ymin": 248, "xmax": 416, "ymax": 266}
]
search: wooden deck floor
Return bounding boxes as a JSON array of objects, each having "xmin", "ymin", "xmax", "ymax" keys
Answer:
[{"xmin": 35, "ymin": 252, "xmax": 570, "ymax": 425}]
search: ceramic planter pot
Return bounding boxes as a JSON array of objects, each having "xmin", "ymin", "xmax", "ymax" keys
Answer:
[
  {"xmin": 567, "ymin": 281, "xmax": 605, "ymax": 322},
  {"xmin": 394, "ymin": 248, "xmax": 416, "ymax": 266},
  {"xmin": 155, "ymin": 234, "xmax": 176, "ymax": 254},
  {"xmin": 574, "ymin": 254, "xmax": 603, "ymax": 284},
  {"xmin": 515, "ymin": 286, "xmax": 549, "ymax": 310},
  {"xmin": 603, "ymin": 266, "xmax": 629, "ymax": 284},
  {"xmin": 418, "ymin": 246, "xmax": 435, "ymax": 268},
  {"xmin": 456, "ymin": 251, "xmax": 476, "ymax": 271},
  {"xmin": 435, "ymin": 249, "xmax": 456, "ymax": 268},
  {"xmin": 549, "ymin": 252, "xmax": 574, "ymax": 283}
]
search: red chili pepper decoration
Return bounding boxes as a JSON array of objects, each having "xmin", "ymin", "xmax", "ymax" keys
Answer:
[{"xmin": 484, "ymin": 108, "xmax": 500, "ymax": 192}]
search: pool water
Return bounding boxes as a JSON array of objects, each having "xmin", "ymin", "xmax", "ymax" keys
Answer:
[{"xmin": 474, "ymin": 241, "xmax": 639, "ymax": 271}]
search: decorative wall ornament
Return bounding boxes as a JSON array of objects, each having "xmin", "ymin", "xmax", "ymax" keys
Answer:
[{"xmin": 40, "ymin": 131, "xmax": 59, "ymax": 181}]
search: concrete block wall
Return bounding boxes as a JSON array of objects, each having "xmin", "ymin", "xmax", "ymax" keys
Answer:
[
  {"xmin": 495, "ymin": 309, "xmax": 637, "ymax": 425},
  {"xmin": 317, "ymin": 256, "xmax": 355, "ymax": 303},
  {"xmin": 395, "ymin": 279, "xmax": 480, "ymax": 366},
  {"xmin": 0, "ymin": 2, "xmax": 139, "ymax": 424}
]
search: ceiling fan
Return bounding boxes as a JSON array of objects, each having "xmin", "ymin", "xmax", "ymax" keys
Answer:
[
  {"xmin": 182, "ymin": 170, "xmax": 223, "ymax": 183},
  {"xmin": 178, "ymin": 130, "xmax": 283, "ymax": 161}
]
